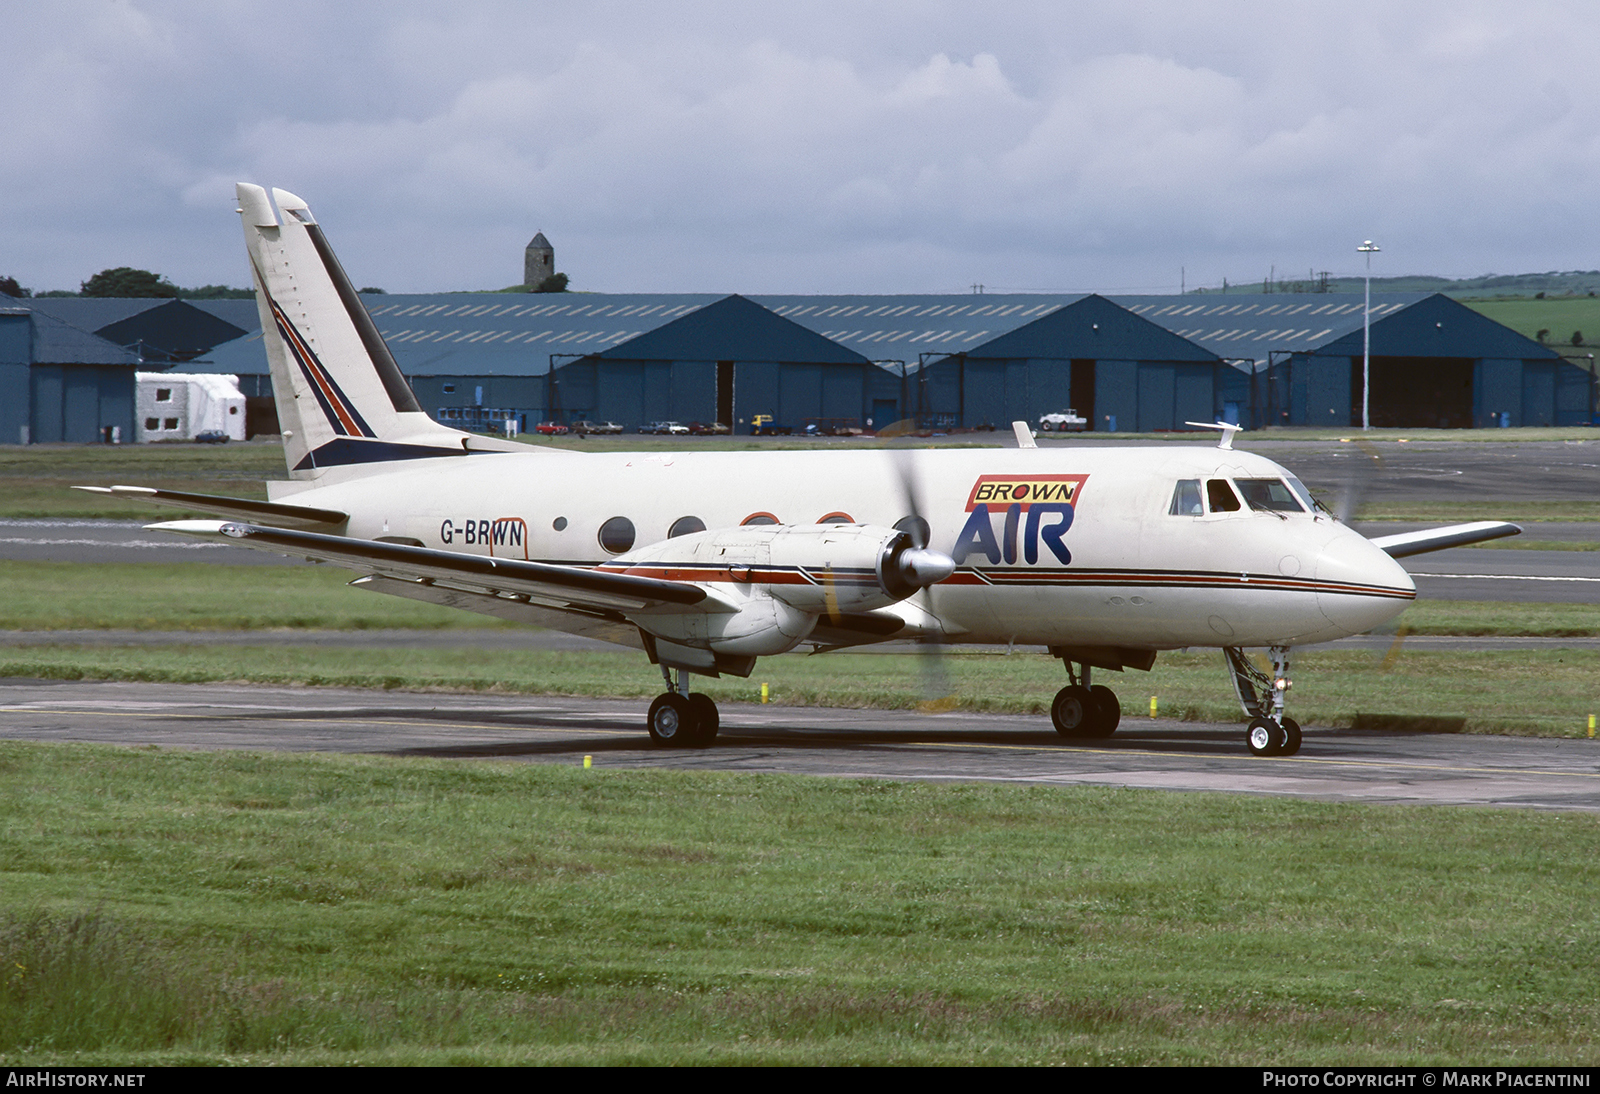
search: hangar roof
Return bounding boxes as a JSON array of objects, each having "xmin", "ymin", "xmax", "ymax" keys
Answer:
[
  {"xmin": 89, "ymin": 299, "xmax": 247, "ymax": 363},
  {"xmin": 951, "ymin": 293, "xmax": 1220, "ymax": 363},
  {"xmin": 25, "ymin": 297, "xmax": 171, "ymax": 331},
  {"xmin": 1306, "ymin": 293, "xmax": 1559, "ymax": 360},
  {"xmin": 6, "ymin": 303, "xmax": 141, "ymax": 366},
  {"xmin": 595, "ymin": 294, "xmax": 869, "ymax": 363},
  {"xmin": 1113, "ymin": 292, "xmax": 1432, "ymax": 365},
  {"xmin": 73, "ymin": 290, "xmax": 1561, "ymax": 384},
  {"xmin": 363, "ymin": 293, "xmax": 722, "ymax": 376},
  {"xmin": 748, "ymin": 293, "xmax": 1078, "ymax": 363}
]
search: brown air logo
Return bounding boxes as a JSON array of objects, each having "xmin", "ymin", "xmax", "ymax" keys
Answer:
[{"xmin": 965, "ymin": 475, "xmax": 1086, "ymax": 511}]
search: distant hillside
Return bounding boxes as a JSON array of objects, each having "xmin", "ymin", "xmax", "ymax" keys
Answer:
[
  {"xmin": 1462, "ymin": 296, "xmax": 1600, "ymax": 352},
  {"xmin": 1192, "ymin": 270, "xmax": 1600, "ymax": 299}
]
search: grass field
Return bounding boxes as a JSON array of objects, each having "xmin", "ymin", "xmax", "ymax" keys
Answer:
[
  {"xmin": 3, "ymin": 742, "xmax": 1599, "ymax": 1065},
  {"xmin": 1465, "ymin": 296, "xmax": 1600, "ymax": 352}
]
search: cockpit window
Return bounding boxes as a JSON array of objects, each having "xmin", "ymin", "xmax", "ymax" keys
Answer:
[
  {"xmin": 1233, "ymin": 478, "xmax": 1305, "ymax": 513},
  {"xmin": 1206, "ymin": 479, "xmax": 1242, "ymax": 513},
  {"xmin": 1169, "ymin": 479, "xmax": 1203, "ymax": 515},
  {"xmin": 1283, "ymin": 473, "xmax": 1327, "ymax": 515}
]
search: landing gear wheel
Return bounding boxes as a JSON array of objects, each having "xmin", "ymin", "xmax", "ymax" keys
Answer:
[
  {"xmin": 647, "ymin": 692, "xmax": 696, "ymax": 747},
  {"xmin": 1246, "ymin": 717, "xmax": 1285, "ymax": 757},
  {"xmin": 1087, "ymin": 685, "xmax": 1120, "ymax": 737},
  {"xmin": 1278, "ymin": 717, "xmax": 1301, "ymax": 757},
  {"xmin": 1051, "ymin": 685, "xmax": 1094, "ymax": 737},
  {"xmin": 687, "ymin": 693, "xmax": 720, "ymax": 747}
]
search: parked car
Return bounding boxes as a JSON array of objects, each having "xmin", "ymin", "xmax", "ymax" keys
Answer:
[
  {"xmin": 194, "ymin": 429, "xmax": 230, "ymax": 444},
  {"xmin": 640, "ymin": 421, "xmax": 690, "ymax": 435},
  {"xmin": 688, "ymin": 421, "xmax": 731, "ymax": 435},
  {"xmin": 570, "ymin": 420, "xmax": 623, "ymax": 435},
  {"xmin": 534, "ymin": 421, "xmax": 570, "ymax": 435},
  {"xmin": 1038, "ymin": 409, "xmax": 1088, "ymax": 432}
]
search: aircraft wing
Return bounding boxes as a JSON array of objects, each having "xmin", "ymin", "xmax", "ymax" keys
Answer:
[
  {"xmin": 148, "ymin": 520, "xmax": 736, "ymax": 616},
  {"xmin": 78, "ymin": 486, "xmax": 348, "ymax": 531},
  {"xmin": 1367, "ymin": 521, "xmax": 1522, "ymax": 558}
]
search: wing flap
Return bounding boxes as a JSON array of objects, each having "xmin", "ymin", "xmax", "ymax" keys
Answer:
[
  {"xmin": 149, "ymin": 520, "xmax": 733, "ymax": 615},
  {"xmin": 349, "ymin": 574, "xmax": 646, "ymax": 650},
  {"xmin": 1368, "ymin": 521, "xmax": 1522, "ymax": 558}
]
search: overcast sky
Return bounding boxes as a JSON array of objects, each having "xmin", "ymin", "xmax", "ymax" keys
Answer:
[{"xmin": 3, "ymin": 1, "xmax": 1597, "ymax": 296}]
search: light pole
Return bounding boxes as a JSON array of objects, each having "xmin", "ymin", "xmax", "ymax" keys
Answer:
[{"xmin": 1358, "ymin": 240, "xmax": 1380, "ymax": 431}]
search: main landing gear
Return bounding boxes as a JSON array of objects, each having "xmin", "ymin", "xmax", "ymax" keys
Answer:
[
  {"xmin": 1050, "ymin": 659, "xmax": 1121, "ymax": 739},
  {"xmin": 647, "ymin": 667, "xmax": 720, "ymax": 748},
  {"xmin": 1225, "ymin": 645, "xmax": 1301, "ymax": 757}
]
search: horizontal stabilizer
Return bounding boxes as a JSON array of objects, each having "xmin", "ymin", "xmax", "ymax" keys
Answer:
[
  {"xmin": 1367, "ymin": 521, "xmax": 1522, "ymax": 558},
  {"xmin": 148, "ymin": 520, "xmax": 734, "ymax": 615},
  {"xmin": 76, "ymin": 485, "xmax": 348, "ymax": 530}
]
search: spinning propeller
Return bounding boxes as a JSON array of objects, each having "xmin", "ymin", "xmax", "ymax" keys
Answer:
[{"xmin": 881, "ymin": 422, "xmax": 960, "ymax": 710}]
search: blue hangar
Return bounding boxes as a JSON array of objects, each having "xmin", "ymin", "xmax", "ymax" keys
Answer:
[{"xmin": 5, "ymin": 287, "xmax": 1584, "ymax": 439}]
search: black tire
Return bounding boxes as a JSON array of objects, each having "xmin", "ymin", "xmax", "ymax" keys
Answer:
[
  {"xmin": 1087, "ymin": 685, "xmax": 1120, "ymax": 737},
  {"xmin": 687, "ymin": 693, "xmax": 720, "ymax": 747},
  {"xmin": 1246, "ymin": 717, "xmax": 1284, "ymax": 757},
  {"xmin": 1279, "ymin": 717, "xmax": 1302, "ymax": 757},
  {"xmin": 1051, "ymin": 685, "xmax": 1094, "ymax": 736},
  {"xmin": 647, "ymin": 693, "xmax": 696, "ymax": 747}
]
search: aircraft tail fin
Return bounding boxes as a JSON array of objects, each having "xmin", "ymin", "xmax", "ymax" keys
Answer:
[{"xmin": 236, "ymin": 183, "xmax": 524, "ymax": 479}]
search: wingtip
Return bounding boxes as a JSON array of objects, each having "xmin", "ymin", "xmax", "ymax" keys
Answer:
[{"xmin": 146, "ymin": 519, "xmax": 231, "ymax": 535}]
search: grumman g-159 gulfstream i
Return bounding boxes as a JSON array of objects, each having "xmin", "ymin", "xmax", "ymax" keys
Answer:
[{"xmin": 84, "ymin": 185, "xmax": 1522, "ymax": 756}]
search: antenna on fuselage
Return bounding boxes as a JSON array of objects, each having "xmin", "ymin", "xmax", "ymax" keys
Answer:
[{"xmin": 1184, "ymin": 421, "xmax": 1243, "ymax": 451}]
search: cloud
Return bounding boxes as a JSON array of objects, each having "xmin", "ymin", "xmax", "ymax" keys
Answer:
[{"xmin": 3, "ymin": 1, "xmax": 1600, "ymax": 294}]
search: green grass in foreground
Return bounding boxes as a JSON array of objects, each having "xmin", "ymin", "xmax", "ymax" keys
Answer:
[
  {"xmin": 5, "ymin": 561, "xmax": 1597, "ymax": 637},
  {"xmin": 2, "ymin": 743, "xmax": 1597, "ymax": 1065},
  {"xmin": 4, "ymin": 645, "xmax": 1598, "ymax": 737}
]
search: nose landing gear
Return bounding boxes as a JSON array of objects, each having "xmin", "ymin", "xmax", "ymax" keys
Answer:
[{"xmin": 1226, "ymin": 645, "xmax": 1301, "ymax": 757}]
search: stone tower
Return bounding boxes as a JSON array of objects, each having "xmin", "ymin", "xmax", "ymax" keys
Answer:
[{"xmin": 524, "ymin": 232, "xmax": 553, "ymax": 288}]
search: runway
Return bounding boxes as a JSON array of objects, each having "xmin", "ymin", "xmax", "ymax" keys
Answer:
[{"xmin": 3, "ymin": 679, "xmax": 1598, "ymax": 812}]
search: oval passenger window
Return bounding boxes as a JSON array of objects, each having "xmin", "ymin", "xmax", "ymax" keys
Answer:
[{"xmin": 598, "ymin": 516, "xmax": 636, "ymax": 553}]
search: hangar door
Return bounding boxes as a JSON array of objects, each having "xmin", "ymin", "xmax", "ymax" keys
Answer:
[{"xmin": 1356, "ymin": 357, "xmax": 1473, "ymax": 429}]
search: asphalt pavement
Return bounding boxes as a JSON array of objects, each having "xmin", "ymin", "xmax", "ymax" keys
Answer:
[{"xmin": 4, "ymin": 680, "xmax": 1597, "ymax": 812}]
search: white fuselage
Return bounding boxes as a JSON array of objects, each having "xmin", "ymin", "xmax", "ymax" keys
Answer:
[{"xmin": 282, "ymin": 444, "xmax": 1415, "ymax": 650}]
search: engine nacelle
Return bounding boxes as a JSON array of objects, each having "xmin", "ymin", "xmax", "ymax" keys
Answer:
[{"xmin": 603, "ymin": 523, "xmax": 954, "ymax": 658}]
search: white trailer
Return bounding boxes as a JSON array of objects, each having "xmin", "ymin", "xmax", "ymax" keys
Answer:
[{"xmin": 135, "ymin": 373, "xmax": 247, "ymax": 443}]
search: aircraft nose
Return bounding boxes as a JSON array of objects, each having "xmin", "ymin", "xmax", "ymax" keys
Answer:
[{"xmin": 1315, "ymin": 529, "xmax": 1415, "ymax": 637}]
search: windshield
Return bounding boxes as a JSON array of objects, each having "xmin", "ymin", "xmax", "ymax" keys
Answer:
[
  {"xmin": 1233, "ymin": 478, "xmax": 1305, "ymax": 513},
  {"xmin": 1283, "ymin": 473, "xmax": 1330, "ymax": 515}
]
